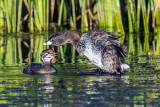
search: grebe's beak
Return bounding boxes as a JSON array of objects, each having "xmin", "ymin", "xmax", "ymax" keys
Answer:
[{"xmin": 43, "ymin": 41, "xmax": 52, "ymax": 45}]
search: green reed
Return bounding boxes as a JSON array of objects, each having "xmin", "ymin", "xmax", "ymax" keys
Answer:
[
  {"xmin": 34, "ymin": 0, "xmax": 49, "ymax": 31},
  {"xmin": 33, "ymin": 35, "xmax": 47, "ymax": 62},
  {"xmin": 71, "ymin": 47, "xmax": 76, "ymax": 63},
  {"xmin": 1, "ymin": 0, "xmax": 23, "ymax": 33},
  {"xmin": 141, "ymin": 0, "xmax": 149, "ymax": 34},
  {"xmin": 155, "ymin": 0, "xmax": 160, "ymax": 54},
  {"xmin": 5, "ymin": 37, "xmax": 16, "ymax": 65},
  {"xmin": 157, "ymin": 34, "xmax": 160, "ymax": 55},
  {"xmin": 143, "ymin": 34, "xmax": 150, "ymax": 53},
  {"xmin": 17, "ymin": 0, "xmax": 23, "ymax": 32},
  {"xmin": 113, "ymin": 0, "xmax": 125, "ymax": 34},
  {"xmin": 127, "ymin": 0, "xmax": 136, "ymax": 33},
  {"xmin": 56, "ymin": 46, "xmax": 66, "ymax": 63},
  {"xmin": 0, "ymin": 0, "xmax": 4, "ymax": 31},
  {"xmin": 62, "ymin": 0, "xmax": 67, "ymax": 26},
  {"xmin": 0, "ymin": 35, "xmax": 24, "ymax": 65},
  {"xmin": 0, "ymin": 36, "xmax": 5, "ymax": 65},
  {"xmin": 25, "ymin": 0, "xmax": 49, "ymax": 32},
  {"xmin": 96, "ymin": 0, "xmax": 125, "ymax": 33},
  {"xmin": 80, "ymin": 0, "xmax": 88, "ymax": 30},
  {"xmin": 128, "ymin": 33, "xmax": 150, "ymax": 55},
  {"xmin": 136, "ymin": 34, "xmax": 142, "ymax": 55},
  {"xmin": 60, "ymin": 46, "xmax": 65, "ymax": 62},
  {"xmin": 4, "ymin": 0, "xmax": 11, "ymax": 33},
  {"xmin": 0, "ymin": 0, "xmax": 160, "ymax": 34},
  {"xmin": 128, "ymin": 33, "xmax": 135, "ymax": 54},
  {"xmin": 106, "ymin": 0, "xmax": 113, "ymax": 32},
  {"xmin": 27, "ymin": 0, "xmax": 34, "ymax": 32},
  {"xmin": 71, "ymin": 0, "xmax": 76, "ymax": 28},
  {"xmin": 96, "ymin": 0, "xmax": 104, "ymax": 27},
  {"xmin": 155, "ymin": 0, "xmax": 160, "ymax": 32},
  {"xmin": 58, "ymin": 0, "xmax": 64, "ymax": 26}
]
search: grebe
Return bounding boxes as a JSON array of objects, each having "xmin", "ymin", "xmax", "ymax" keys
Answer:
[
  {"xmin": 23, "ymin": 49, "xmax": 57, "ymax": 74},
  {"xmin": 43, "ymin": 31, "xmax": 129, "ymax": 74}
]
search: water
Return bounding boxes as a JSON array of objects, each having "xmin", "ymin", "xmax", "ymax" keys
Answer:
[{"xmin": 0, "ymin": 32, "xmax": 160, "ymax": 106}]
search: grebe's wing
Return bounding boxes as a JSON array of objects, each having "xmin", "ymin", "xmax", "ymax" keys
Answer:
[
  {"xmin": 101, "ymin": 45, "xmax": 124, "ymax": 74},
  {"xmin": 88, "ymin": 31, "xmax": 127, "ymax": 57}
]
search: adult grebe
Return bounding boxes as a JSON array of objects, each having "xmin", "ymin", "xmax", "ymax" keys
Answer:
[{"xmin": 43, "ymin": 31, "xmax": 129, "ymax": 74}]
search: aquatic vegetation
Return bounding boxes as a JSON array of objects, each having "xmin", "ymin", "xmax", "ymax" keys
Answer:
[
  {"xmin": 0, "ymin": 0, "xmax": 159, "ymax": 33},
  {"xmin": 0, "ymin": 0, "xmax": 22, "ymax": 33}
]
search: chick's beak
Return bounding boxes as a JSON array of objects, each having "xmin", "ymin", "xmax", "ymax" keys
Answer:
[{"xmin": 50, "ymin": 52, "xmax": 57, "ymax": 56}]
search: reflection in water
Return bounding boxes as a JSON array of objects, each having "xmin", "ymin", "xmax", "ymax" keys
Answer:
[
  {"xmin": 41, "ymin": 74, "xmax": 55, "ymax": 107},
  {"xmin": 0, "ymin": 34, "xmax": 49, "ymax": 65},
  {"xmin": 80, "ymin": 75, "xmax": 130, "ymax": 106},
  {"xmin": 0, "ymin": 72, "xmax": 57, "ymax": 106},
  {"xmin": 0, "ymin": 32, "xmax": 159, "ymax": 65},
  {"xmin": 41, "ymin": 74, "xmax": 55, "ymax": 93},
  {"xmin": 0, "ymin": 64, "xmax": 160, "ymax": 106}
]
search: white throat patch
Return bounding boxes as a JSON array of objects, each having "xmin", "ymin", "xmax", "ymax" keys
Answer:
[{"xmin": 43, "ymin": 54, "xmax": 53, "ymax": 62}]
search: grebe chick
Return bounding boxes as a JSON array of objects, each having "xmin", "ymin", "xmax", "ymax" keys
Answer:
[{"xmin": 23, "ymin": 49, "xmax": 57, "ymax": 74}]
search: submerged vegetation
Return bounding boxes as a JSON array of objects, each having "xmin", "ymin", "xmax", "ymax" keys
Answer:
[{"xmin": 0, "ymin": 0, "xmax": 159, "ymax": 33}]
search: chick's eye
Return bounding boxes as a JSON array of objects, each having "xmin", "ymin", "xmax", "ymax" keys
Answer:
[{"xmin": 51, "ymin": 39, "xmax": 55, "ymax": 42}]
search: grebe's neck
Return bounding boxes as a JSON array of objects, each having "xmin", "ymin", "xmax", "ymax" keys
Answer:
[
  {"xmin": 41, "ymin": 61, "xmax": 51, "ymax": 66},
  {"xmin": 67, "ymin": 31, "xmax": 81, "ymax": 45}
]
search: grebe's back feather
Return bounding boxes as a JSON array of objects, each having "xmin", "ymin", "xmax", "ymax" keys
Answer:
[{"xmin": 80, "ymin": 31, "xmax": 127, "ymax": 57}]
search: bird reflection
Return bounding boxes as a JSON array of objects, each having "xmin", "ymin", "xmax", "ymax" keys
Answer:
[
  {"xmin": 40, "ymin": 74, "xmax": 55, "ymax": 93},
  {"xmin": 83, "ymin": 75, "xmax": 129, "ymax": 106}
]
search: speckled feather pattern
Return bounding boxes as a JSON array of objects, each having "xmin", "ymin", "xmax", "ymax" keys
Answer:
[
  {"xmin": 78, "ymin": 31, "xmax": 127, "ymax": 73},
  {"xmin": 23, "ymin": 63, "xmax": 42, "ymax": 74}
]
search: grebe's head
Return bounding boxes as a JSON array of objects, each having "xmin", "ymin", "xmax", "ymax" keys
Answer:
[
  {"xmin": 43, "ymin": 31, "xmax": 80, "ymax": 46},
  {"xmin": 40, "ymin": 49, "xmax": 57, "ymax": 63}
]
